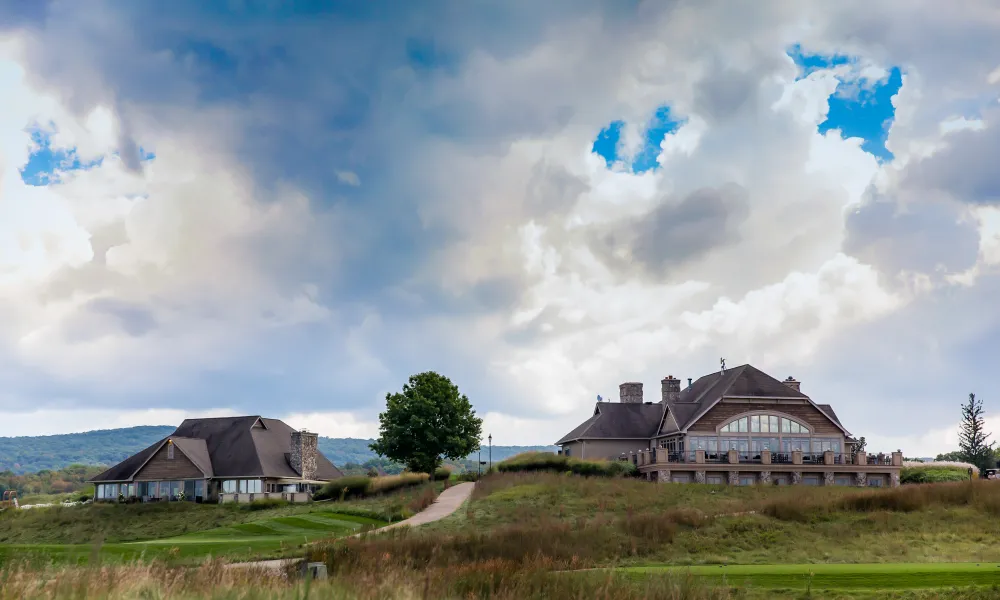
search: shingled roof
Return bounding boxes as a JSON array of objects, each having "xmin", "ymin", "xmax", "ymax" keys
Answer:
[
  {"xmin": 556, "ymin": 363, "xmax": 850, "ymax": 444},
  {"xmin": 90, "ymin": 416, "xmax": 343, "ymax": 482},
  {"xmin": 556, "ymin": 402, "xmax": 664, "ymax": 445}
]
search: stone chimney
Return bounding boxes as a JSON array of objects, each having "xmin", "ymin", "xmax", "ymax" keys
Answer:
[
  {"xmin": 783, "ymin": 376, "xmax": 801, "ymax": 392},
  {"xmin": 661, "ymin": 376, "xmax": 681, "ymax": 403},
  {"xmin": 619, "ymin": 382, "xmax": 643, "ymax": 403},
  {"xmin": 290, "ymin": 429, "xmax": 319, "ymax": 480}
]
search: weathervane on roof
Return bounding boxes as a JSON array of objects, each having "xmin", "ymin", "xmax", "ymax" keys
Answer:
[{"xmin": 720, "ymin": 357, "xmax": 726, "ymax": 373}]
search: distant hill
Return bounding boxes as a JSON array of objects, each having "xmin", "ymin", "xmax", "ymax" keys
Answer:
[{"xmin": 0, "ymin": 425, "xmax": 557, "ymax": 475}]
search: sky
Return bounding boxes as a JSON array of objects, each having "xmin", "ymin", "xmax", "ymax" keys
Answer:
[{"xmin": 0, "ymin": 1, "xmax": 999, "ymax": 457}]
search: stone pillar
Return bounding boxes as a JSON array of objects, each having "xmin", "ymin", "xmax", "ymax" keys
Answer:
[
  {"xmin": 658, "ymin": 470, "xmax": 670, "ymax": 483},
  {"xmin": 696, "ymin": 450, "xmax": 706, "ymax": 464},
  {"xmin": 761, "ymin": 449, "xmax": 771, "ymax": 465},
  {"xmin": 823, "ymin": 472, "xmax": 835, "ymax": 486},
  {"xmin": 855, "ymin": 451, "xmax": 867, "ymax": 466},
  {"xmin": 727, "ymin": 471, "xmax": 739, "ymax": 485},
  {"xmin": 695, "ymin": 471, "xmax": 706, "ymax": 484},
  {"xmin": 728, "ymin": 449, "xmax": 739, "ymax": 464},
  {"xmin": 891, "ymin": 451, "xmax": 902, "ymax": 466},
  {"xmin": 891, "ymin": 472, "xmax": 900, "ymax": 488},
  {"xmin": 791, "ymin": 471, "xmax": 802, "ymax": 485},
  {"xmin": 855, "ymin": 472, "xmax": 868, "ymax": 487},
  {"xmin": 759, "ymin": 471, "xmax": 771, "ymax": 485},
  {"xmin": 824, "ymin": 451, "xmax": 834, "ymax": 465},
  {"xmin": 792, "ymin": 451, "xmax": 803, "ymax": 465}
]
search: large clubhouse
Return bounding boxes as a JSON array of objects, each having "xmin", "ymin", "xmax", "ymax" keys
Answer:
[{"xmin": 556, "ymin": 364, "xmax": 902, "ymax": 487}]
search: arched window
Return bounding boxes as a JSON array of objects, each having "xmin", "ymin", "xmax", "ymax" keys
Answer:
[{"xmin": 719, "ymin": 413, "xmax": 810, "ymax": 434}]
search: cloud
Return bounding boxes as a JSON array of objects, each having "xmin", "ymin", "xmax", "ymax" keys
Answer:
[
  {"xmin": 0, "ymin": 2, "xmax": 997, "ymax": 458},
  {"xmin": 335, "ymin": 170, "xmax": 360, "ymax": 186}
]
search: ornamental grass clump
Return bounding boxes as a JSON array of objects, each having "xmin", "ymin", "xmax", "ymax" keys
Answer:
[{"xmin": 496, "ymin": 452, "xmax": 638, "ymax": 478}]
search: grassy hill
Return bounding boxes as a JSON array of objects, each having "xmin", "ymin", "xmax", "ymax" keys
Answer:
[
  {"xmin": 0, "ymin": 425, "xmax": 556, "ymax": 474},
  {"xmin": 5, "ymin": 473, "xmax": 1000, "ymax": 597}
]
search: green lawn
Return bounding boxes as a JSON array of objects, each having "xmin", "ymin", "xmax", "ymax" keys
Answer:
[
  {"xmin": 619, "ymin": 562, "xmax": 1000, "ymax": 591},
  {"xmin": 0, "ymin": 510, "xmax": 385, "ymax": 565},
  {"xmin": 0, "ymin": 482, "xmax": 445, "ymax": 567}
]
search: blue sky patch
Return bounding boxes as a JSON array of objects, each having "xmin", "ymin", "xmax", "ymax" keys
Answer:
[
  {"xmin": 19, "ymin": 129, "xmax": 155, "ymax": 186},
  {"xmin": 787, "ymin": 45, "xmax": 903, "ymax": 161},
  {"xmin": 591, "ymin": 105, "xmax": 683, "ymax": 173},
  {"xmin": 591, "ymin": 120, "xmax": 624, "ymax": 168}
]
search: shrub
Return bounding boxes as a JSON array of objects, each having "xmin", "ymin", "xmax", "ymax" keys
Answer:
[
  {"xmin": 315, "ymin": 472, "xmax": 432, "ymax": 502},
  {"xmin": 457, "ymin": 471, "xmax": 481, "ymax": 482},
  {"xmin": 433, "ymin": 467, "xmax": 452, "ymax": 481},
  {"xmin": 496, "ymin": 452, "xmax": 637, "ymax": 478},
  {"xmin": 370, "ymin": 473, "xmax": 431, "ymax": 495},
  {"xmin": 902, "ymin": 464, "xmax": 975, "ymax": 484},
  {"xmin": 237, "ymin": 498, "xmax": 289, "ymax": 511}
]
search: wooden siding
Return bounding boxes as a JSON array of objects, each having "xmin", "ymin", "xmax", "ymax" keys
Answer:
[
  {"xmin": 687, "ymin": 400, "xmax": 842, "ymax": 434},
  {"xmin": 134, "ymin": 443, "xmax": 204, "ymax": 480}
]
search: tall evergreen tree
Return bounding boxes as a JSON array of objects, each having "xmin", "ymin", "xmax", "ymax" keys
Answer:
[{"xmin": 959, "ymin": 393, "xmax": 994, "ymax": 473}]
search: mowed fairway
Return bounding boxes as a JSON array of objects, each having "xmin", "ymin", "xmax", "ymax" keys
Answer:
[
  {"xmin": 0, "ymin": 511, "xmax": 383, "ymax": 565},
  {"xmin": 620, "ymin": 562, "xmax": 1000, "ymax": 591}
]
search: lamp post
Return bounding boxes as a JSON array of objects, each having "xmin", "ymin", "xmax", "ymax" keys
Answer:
[
  {"xmin": 489, "ymin": 434, "xmax": 492, "ymax": 472},
  {"xmin": 478, "ymin": 447, "xmax": 481, "ymax": 477}
]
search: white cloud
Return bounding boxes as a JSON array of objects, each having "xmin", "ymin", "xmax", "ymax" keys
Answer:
[
  {"xmin": 0, "ymin": 3, "xmax": 998, "ymax": 461},
  {"xmin": 335, "ymin": 170, "xmax": 360, "ymax": 186}
]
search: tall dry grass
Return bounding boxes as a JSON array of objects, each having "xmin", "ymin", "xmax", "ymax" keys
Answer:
[
  {"xmin": 0, "ymin": 559, "xmax": 737, "ymax": 599},
  {"xmin": 762, "ymin": 479, "xmax": 1000, "ymax": 522}
]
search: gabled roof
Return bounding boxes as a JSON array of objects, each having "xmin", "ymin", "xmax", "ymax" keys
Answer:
[
  {"xmin": 556, "ymin": 402, "xmax": 664, "ymax": 444},
  {"xmin": 557, "ymin": 363, "xmax": 851, "ymax": 444},
  {"xmin": 664, "ymin": 364, "xmax": 812, "ymax": 433},
  {"xmin": 90, "ymin": 416, "xmax": 343, "ymax": 482}
]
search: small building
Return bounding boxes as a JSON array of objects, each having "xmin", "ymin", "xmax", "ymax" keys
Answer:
[
  {"xmin": 556, "ymin": 364, "xmax": 901, "ymax": 487},
  {"xmin": 89, "ymin": 416, "xmax": 343, "ymax": 503}
]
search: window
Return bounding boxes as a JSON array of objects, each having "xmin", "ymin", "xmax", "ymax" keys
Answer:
[
  {"xmin": 564, "ymin": 447, "xmax": 571, "ymax": 457},
  {"xmin": 752, "ymin": 438, "xmax": 779, "ymax": 452},
  {"xmin": 835, "ymin": 477, "xmax": 852, "ymax": 486},
  {"xmin": 195, "ymin": 480, "xmax": 205, "ymax": 498},
  {"xmin": 720, "ymin": 437, "xmax": 749, "ymax": 452},
  {"xmin": 707, "ymin": 475, "xmax": 724, "ymax": 485},
  {"xmin": 222, "ymin": 480, "xmax": 238, "ymax": 494},
  {"xmin": 167, "ymin": 441, "xmax": 174, "ymax": 460},
  {"xmin": 781, "ymin": 438, "xmax": 810, "ymax": 453},
  {"xmin": 812, "ymin": 439, "xmax": 842, "ymax": 453},
  {"xmin": 868, "ymin": 478, "xmax": 883, "ymax": 487},
  {"xmin": 803, "ymin": 476, "xmax": 820, "ymax": 486},
  {"xmin": 721, "ymin": 414, "xmax": 808, "ymax": 434},
  {"xmin": 739, "ymin": 476, "xmax": 756, "ymax": 486},
  {"xmin": 243, "ymin": 479, "xmax": 262, "ymax": 494}
]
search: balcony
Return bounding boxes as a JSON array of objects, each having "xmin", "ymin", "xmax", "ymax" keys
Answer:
[{"xmin": 633, "ymin": 448, "xmax": 902, "ymax": 469}]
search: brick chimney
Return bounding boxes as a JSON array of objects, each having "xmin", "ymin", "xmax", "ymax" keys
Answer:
[
  {"xmin": 290, "ymin": 429, "xmax": 319, "ymax": 480},
  {"xmin": 661, "ymin": 376, "xmax": 681, "ymax": 403},
  {"xmin": 782, "ymin": 376, "xmax": 801, "ymax": 392},
  {"xmin": 619, "ymin": 382, "xmax": 643, "ymax": 403}
]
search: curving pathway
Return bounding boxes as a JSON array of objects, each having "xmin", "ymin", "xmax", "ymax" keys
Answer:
[{"xmin": 227, "ymin": 482, "xmax": 475, "ymax": 573}]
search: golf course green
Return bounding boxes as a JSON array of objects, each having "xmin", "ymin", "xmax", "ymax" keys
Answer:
[
  {"xmin": 0, "ymin": 511, "xmax": 383, "ymax": 565},
  {"xmin": 622, "ymin": 562, "xmax": 1000, "ymax": 590}
]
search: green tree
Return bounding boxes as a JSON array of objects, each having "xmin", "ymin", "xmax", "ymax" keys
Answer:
[
  {"xmin": 370, "ymin": 372, "xmax": 483, "ymax": 474},
  {"xmin": 850, "ymin": 436, "xmax": 867, "ymax": 461},
  {"xmin": 935, "ymin": 450, "xmax": 964, "ymax": 462},
  {"xmin": 959, "ymin": 393, "xmax": 994, "ymax": 472}
]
